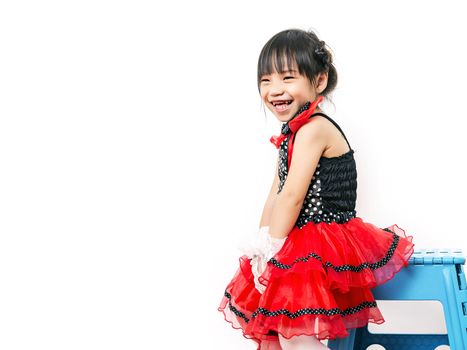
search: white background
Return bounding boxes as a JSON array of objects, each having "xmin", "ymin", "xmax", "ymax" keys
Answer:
[{"xmin": 1, "ymin": 0, "xmax": 466, "ymax": 349}]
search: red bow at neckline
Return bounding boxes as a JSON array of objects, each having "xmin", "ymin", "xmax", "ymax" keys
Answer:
[{"xmin": 270, "ymin": 95, "xmax": 324, "ymax": 149}]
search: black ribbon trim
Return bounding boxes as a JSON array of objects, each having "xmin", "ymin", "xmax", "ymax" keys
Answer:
[
  {"xmin": 224, "ymin": 293, "xmax": 378, "ymax": 323},
  {"xmin": 225, "ymin": 291, "xmax": 251, "ymax": 323},
  {"xmin": 269, "ymin": 228, "xmax": 399, "ymax": 271},
  {"xmin": 251, "ymin": 301, "xmax": 377, "ymax": 319}
]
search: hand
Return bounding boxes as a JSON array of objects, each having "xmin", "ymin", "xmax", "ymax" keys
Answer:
[
  {"xmin": 238, "ymin": 226, "xmax": 287, "ymax": 294},
  {"xmin": 239, "ymin": 226, "xmax": 286, "ymax": 260},
  {"xmin": 265, "ymin": 230, "xmax": 287, "ymax": 262},
  {"xmin": 250, "ymin": 254, "xmax": 268, "ymax": 294},
  {"xmin": 238, "ymin": 226, "xmax": 272, "ymax": 259}
]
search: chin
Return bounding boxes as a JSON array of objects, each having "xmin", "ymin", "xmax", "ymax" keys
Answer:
[
  {"xmin": 270, "ymin": 113, "xmax": 288, "ymax": 123},
  {"xmin": 267, "ymin": 103, "xmax": 300, "ymax": 122},
  {"xmin": 278, "ymin": 109, "xmax": 299, "ymax": 123}
]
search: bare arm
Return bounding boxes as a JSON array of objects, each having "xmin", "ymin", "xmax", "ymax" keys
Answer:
[
  {"xmin": 268, "ymin": 119, "xmax": 328, "ymax": 239},
  {"xmin": 259, "ymin": 161, "xmax": 280, "ymax": 228}
]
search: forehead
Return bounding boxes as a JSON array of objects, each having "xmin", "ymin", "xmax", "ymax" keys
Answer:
[
  {"xmin": 259, "ymin": 51, "xmax": 299, "ymax": 76},
  {"xmin": 272, "ymin": 54, "xmax": 298, "ymax": 70}
]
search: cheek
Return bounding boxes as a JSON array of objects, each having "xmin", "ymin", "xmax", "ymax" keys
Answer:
[{"xmin": 296, "ymin": 84, "xmax": 316, "ymax": 101}]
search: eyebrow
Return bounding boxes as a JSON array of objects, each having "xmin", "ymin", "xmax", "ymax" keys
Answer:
[
  {"xmin": 261, "ymin": 69, "xmax": 299, "ymax": 79},
  {"xmin": 279, "ymin": 69, "xmax": 298, "ymax": 74},
  {"xmin": 261, "ymin": 69, "xmax": 298, "ymax": 77}
]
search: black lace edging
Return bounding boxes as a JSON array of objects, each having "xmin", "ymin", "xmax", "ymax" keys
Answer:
[
  {"xmin": 269, "ymin": 228, "xmax": 399, "ymax": 272},
  {"xmin": 251, "ymin": 301, "xmax": 377, "ymax": 319},
  {"xmin": 224, "ymin": 291, "xmax": 378, "ymax": 323},
  {"xmin": 225, "ymin": 291, "xmax": 251, "ymax": 323}
]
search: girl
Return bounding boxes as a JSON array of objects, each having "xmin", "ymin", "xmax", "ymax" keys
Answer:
[{"xmin": 218, "ymin": 29, "xmax": 414, "ymax": 350}]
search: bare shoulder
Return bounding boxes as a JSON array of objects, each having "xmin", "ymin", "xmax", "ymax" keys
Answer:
[
  {"xmin": 310, "ymin": 114, "xmax": 340, "ymax": 134},
  {"xmin": 293, "ymin": 116, "xmax": 333, "ymax": 145},
  {"xmin": 280, "ymin": 116, "xmax": 328, "ymax": 200},
  {"xmin": 305, "ymin": 114, "xmax": 351, "ymax": 157}
]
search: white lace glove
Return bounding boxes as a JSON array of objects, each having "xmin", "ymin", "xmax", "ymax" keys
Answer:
[
  {"xmin": 250, "ymin": 255, "xmax": 268, "ymax": 294},
  {"xmin": 238, "ymin": 226, "xmax": 287, "ymax": 294}
]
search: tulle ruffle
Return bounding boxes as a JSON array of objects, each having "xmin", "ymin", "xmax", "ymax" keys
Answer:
[
  {"xmin": 218, "ymin": 217, "xmax": 414, "ymax": 348},
  {"xmin": 261, "ymin": 218, "xmax": 413, "ymax": 293}
]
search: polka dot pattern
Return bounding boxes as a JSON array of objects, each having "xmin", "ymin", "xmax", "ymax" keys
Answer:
[
  {"xmin": 269, "ymin": 231, "xmax": 400, "ymax": 272},
  {"xmin": 224, "ymin": 290, "xmax": 378, "ymax": 323},
  {"xmin": 222, "ymin": 110, "xmax": 404, "ymax": 333},
  {"xmin": 224, "ymin": 291, "xmax": 250, "ymax": 323},
  {"xmin": 251, "ymin": 301, "xmax": 378, "ymax": 319},
  {"xmin": 277, "ymin": 137, "xmax": 290, "ymax": 193},
  {"xmin": 277, "ymin": 134, "xmax": 357, "ymax": 227}
]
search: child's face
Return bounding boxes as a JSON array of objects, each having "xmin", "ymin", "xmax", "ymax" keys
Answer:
[{"xmin": 259, "ymin": 64, "xmax": 324, "ymax": 123}]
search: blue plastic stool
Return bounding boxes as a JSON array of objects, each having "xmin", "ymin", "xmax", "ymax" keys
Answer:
[{"xmin": 328, "ymin": 249, "xmax": 467, "ymax": 350}]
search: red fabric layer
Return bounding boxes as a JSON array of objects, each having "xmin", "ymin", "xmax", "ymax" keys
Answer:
[
  {"xmin": 218, "ymin": 217, "xmax": 414, "ymax": 348},
  {"xmin": 270, "ymin": 96, "xmax": 323, "ymax": 149}
]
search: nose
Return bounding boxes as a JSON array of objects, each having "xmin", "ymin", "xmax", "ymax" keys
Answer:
[{"xmin": 269, "ymin": 80, "xmax": 285, "ymax": 97}]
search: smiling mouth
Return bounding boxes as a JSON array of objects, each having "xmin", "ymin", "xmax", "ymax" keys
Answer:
[{"xmin": 271, "ymin": 100, "xmax": 293, "ymax": 112}]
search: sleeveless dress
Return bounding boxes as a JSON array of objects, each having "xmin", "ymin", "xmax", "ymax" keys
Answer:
[{"xmin": 218, "ymin": 99, "xmax": 414, "ymax": 348}]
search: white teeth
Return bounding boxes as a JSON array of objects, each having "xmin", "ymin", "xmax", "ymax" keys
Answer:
[
  {"xmin": 276, "ymin": 103, "xmax": 289, "ymax": 112},
  {"xmin": 272, "ymin": 101, "xmax": 292, "ymax": 106}
]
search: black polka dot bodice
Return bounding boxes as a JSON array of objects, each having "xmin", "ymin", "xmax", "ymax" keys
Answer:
[{"xmin": 277, "ymin": 114, "xmax": 357, "ymax": 228}]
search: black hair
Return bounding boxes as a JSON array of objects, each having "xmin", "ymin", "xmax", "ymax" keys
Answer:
[{"xmin": 257, "ymin": 29, "xmax": 337, "ymax": 97}]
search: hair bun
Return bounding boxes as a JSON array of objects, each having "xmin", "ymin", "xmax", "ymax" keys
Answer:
[
  {"xmin": 257, "ymin": 29, "xmax": 338, "ymax": 97},
  {"xmin": 313, "ymin": 40, "xmax": 330, "ymax": 68}
]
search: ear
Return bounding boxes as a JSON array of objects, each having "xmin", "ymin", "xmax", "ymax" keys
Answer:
[{"xmin": 315, "ymin": 72, "xmax": 328, "ymax": 94}]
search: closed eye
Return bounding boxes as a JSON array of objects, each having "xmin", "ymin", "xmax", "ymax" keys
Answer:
[
  {"xmin": 284, "ymin": 76, "xmax": 295, "ymax": 80},
  {"xmin": 260, "ymin": 78, "xmax": 270, "ymax": 83}
]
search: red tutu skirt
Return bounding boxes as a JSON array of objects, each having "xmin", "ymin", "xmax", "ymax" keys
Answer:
[{"xmin": 218, "ymin": 217, "xmax": 414, "ymax": 347}]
